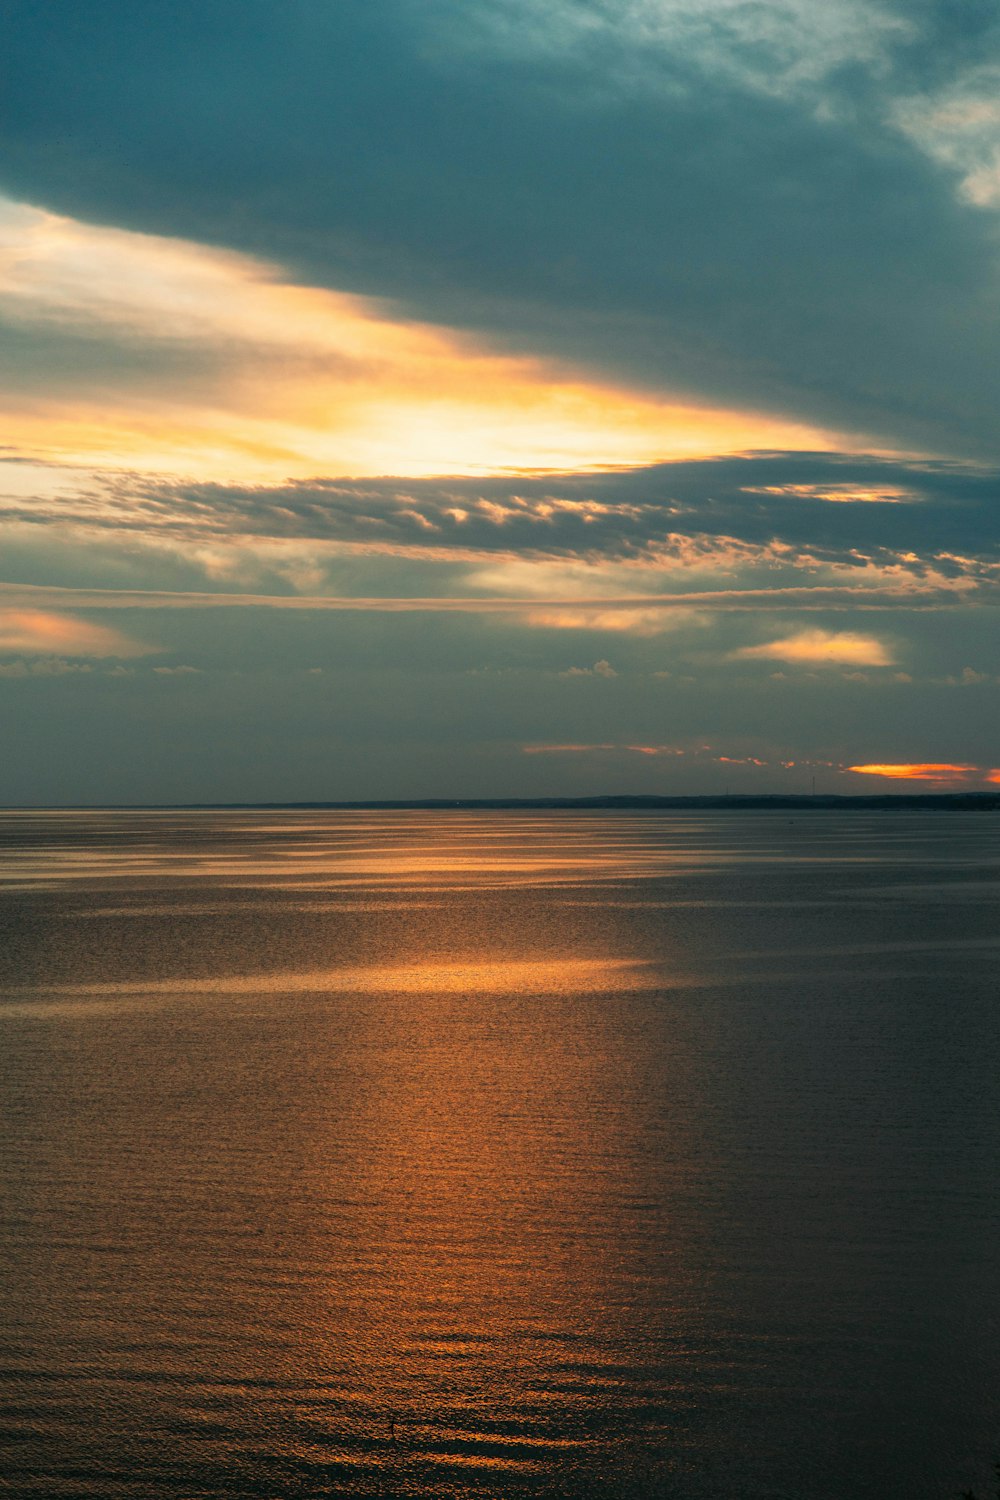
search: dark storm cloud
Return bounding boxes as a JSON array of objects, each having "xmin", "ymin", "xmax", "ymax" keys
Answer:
[
  {"xmin": 4, "ymin": 2, "xmax": 1000, "ymax": 458},
  {"xmin": 12, "ymin": 453, "xmax": 999, "ymax": 588}
]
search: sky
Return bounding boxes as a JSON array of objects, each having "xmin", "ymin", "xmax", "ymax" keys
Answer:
[{"xmin": 1, "ymin": 0, "xmax": 998, "ymax": 803}]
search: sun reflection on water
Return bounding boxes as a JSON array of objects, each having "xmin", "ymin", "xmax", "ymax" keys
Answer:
[{"xmin": 2, "ymin": 809, "xmax": 999, "ymax": 1497}]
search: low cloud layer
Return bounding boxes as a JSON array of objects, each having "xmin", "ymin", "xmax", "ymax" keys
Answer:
[{"xmin": 4, "ymin": 452, "xmax": 998, "ymax": 599}]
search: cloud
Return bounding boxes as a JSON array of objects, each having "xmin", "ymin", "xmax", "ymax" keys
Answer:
[
  {"xmin": 466, "ymin": 0, "xmax": 909, "ymax": 91},
  {"xmin": 3, "ymin": 3, "xmax": 1000, "ymax": 457},
  {"xmin": 0, "ymin": 195, "xmax": 836, "ymax": 481},
  {"xmin": 734, "ymin": 628, "xmax": 895, "ymax": 665},
  {"xmin": 521, "ymin": 745, "xmax": 1000, "ymax": 787},
  {"xmin": 4, "ymin": 452, "xmax": 999, "ymax": 594},
  {"xmin": 894, "ymin": 65, "xmax": 1000, "ymax": 207},
  {"xmin": 945, "ymin": 666, "xmax": 994, "ymax": 685},
  {"xmin": 523, "ymin": 743, "xmax": 621, "ymax": 755},
  {"xmin": 0, "ymin": 582, "xmax": 964, "ymax": 616},
  {"xmin": 527, "ymin": 607, "xmax": 689, "ymax": 634},
  {"xmin": 520, "ymin": 741, "xmax": 792, "ymax": 768},
  {"xmin": 0, "ymin": 657, "xmax": 93, "ymax": 678},
  {"xmin": 522, "ymin": 742, "xmax": 692, "ymax": 758},
  {"xmin": 0, "ymin": 607, "xmax": 150, "ymax": 657},
  {"xmin": 847, "ymin": 762, "xmax": 997, "ymax": 784},
  {"xmin": 5, "ymin": 6, "xmax": 1000, "ymax": 806},
  {"xmin": 558, "ymin": 659, "xmax": 618, "ymax": 677}
]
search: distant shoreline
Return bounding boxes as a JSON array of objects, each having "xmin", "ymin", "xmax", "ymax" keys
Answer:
[{"xmin": 5, "ymin": 795, "xmax": 1000, "ymax": 812}]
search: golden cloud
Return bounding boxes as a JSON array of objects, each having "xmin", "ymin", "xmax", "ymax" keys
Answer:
[
  {"xmin": 0, "ymin": 608, "xmax": 150, "ymax": 657},
  {"xmin": 847, "ymin": 763, "xmax": 986, "ymax": 784},
  {"xmin": 734, "ymin": 629, "xmax": 894, "ymax": 666},
  {"xmin": 524, "ymin": 606, "xmax": 691, "ymax": 634},
  {"xmin": 0, "ymin": 194, "xmax": 844, "ymax": 481}
]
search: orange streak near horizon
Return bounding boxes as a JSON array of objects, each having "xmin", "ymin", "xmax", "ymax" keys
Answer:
[{"xmin": 847, "ymin": 763, "xmax": 983, "ymax": 783}]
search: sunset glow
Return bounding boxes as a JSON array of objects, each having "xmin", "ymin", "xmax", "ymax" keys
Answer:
[
  {"xmin": 0, "ymin": 3, "xmax": 997, "ymax": 804},
  {"xmin": 5, "ymin": 9, "xmax": 1000, "ymax": 1500},
  {"xmin": 0, "ymin": 608, "xmax": 149, "ymax": 658},
  {"xmin": 847, "ymin": 763, "xmax": 993, "ymax": 784},
  {"xmin": 0, "ymin": 195, "xmax": 840, "ymax": 482},
  {"xmin": 735, "ymin": 630, "xmax": 895, "ymax": 666}
]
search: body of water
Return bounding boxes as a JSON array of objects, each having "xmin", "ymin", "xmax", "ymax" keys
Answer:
[{"xmin": 1, "ymin": 809, "xmax": 998, "ymax": 1498}]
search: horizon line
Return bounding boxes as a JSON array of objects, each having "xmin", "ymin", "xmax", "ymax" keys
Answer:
[{"xmin": 4, "ymin": 792, "xmax": 999, "ymax": 812}]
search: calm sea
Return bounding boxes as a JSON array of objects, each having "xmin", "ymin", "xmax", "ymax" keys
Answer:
[{"xmin": 1, "ymin": 810, "xmax": 998, "ymax": 1499}]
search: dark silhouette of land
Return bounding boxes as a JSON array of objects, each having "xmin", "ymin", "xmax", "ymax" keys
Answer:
[
  {"xmin": 159, "ymin": 793, "xmax": 1000, "ymax": 811},
  {"xmin": 7, "ymin": 794, "xmax": 1000, "ymax": 811}
]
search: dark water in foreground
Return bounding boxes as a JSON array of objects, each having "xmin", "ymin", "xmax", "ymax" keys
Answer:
[{"xmin": 0, "ymin": 810, "xmax": 998, "ymax": 1500}]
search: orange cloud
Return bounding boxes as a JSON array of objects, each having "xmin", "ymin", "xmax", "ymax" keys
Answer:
[
  {"xmin": 741, "ymin": 483, "xmax": 915, "ymax": 504},
  {"xmin": 522, "ymin": 743, "xmax": 620, "ymax": 755},
  {"xmin": 847, "ymin": 763, "xmax": 985, "ymax": 784},
  {"xmin": 735, "ymin": 629, "xmax": 894, "ymax": 666},
  {"xmin": 523, "ymin": 742, "xmax": 685, "ymax": 757},
  {"xmin": 0, "ymin": 194, "xmax": 845, "ymax": 481},
  {"xmin": 0, "ymin": 608, "xmax": 150, "ymax": 657},
  {"xmin": 524, "ymin": 606, "xmax": 686, "ymax": 634}
]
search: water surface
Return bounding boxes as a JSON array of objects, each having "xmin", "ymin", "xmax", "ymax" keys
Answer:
[{"xmin": 1, "ymin": 810, "xmax": 998, "ymax": 1498}]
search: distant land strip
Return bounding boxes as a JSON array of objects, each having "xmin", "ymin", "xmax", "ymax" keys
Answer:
[{"xmin": 8, "ymin": 795, "xmax": 1000, "ymax": 812}]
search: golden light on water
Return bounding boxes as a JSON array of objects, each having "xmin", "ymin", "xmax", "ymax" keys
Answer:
[
  {"xmin": 22, "ymin": 957, "xmax": 653, "ymax": 1005},
  {"xmin": 272, "ymin": 962, "xmax": 706, "ymax": 1486},
  {"xmin": 4, "ymin": 808, "xmax": 1000, "ymax": 1496}
]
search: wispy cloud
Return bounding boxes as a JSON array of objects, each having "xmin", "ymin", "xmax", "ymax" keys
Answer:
[
  {"xmin": 524, "ymin": 606, "xmax": 696, "ymax": 634},
  {"xmin": 894, "ymin": 67, "xmax": 1000, "ymax": 209},
  {"xmin": 524, "ymin": 743, "xmax": 781, "ymax": 766},
  {"xmin": 0, "ymin": 582, "xmax": 966, "ymax": 616},
  {"xmin": 5, "ymin": 453, "xmax": 997, "ymax": 596}
]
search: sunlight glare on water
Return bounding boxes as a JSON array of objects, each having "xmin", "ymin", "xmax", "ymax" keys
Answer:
[{"xmin": 1, "ymin": 809, "xmax": 999, "ymax": 1499}]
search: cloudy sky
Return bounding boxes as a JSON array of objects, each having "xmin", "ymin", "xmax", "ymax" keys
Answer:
[{"xmin": 1, "ymin": 0, "xmax": 998, "ymax": 802}]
